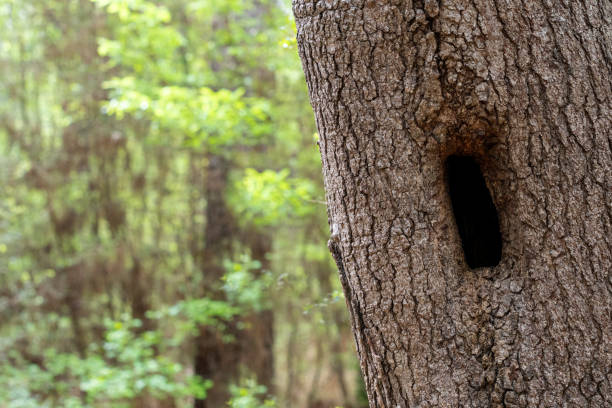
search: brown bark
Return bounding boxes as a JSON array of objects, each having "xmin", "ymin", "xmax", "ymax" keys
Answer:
[
  {"xmin": 293, "ymin": 0, "xmax": 611, "ymax": 407},
  {"xmin": 193, "ymin": 159, "xmax": 275, "ymax": 407},
  {"xmin": 194, "ymin": 154, "xmax": 239, "ymax": 408},
  {"xmin": 129, "ymin": 256, "xmax": 152, "ymax": 333},
  {"xmin": 241, "ymin": 228, "xmax": 275, "ymax": 393}
]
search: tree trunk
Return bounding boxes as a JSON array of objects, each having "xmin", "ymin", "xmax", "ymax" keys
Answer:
[
  {"xmin": 241, "ymin": 228, "xmax": 275, "ymax": 394},
  {"xmin": 194, "ymin": 154, "xmax": 240, "ymax": 408},
  {"xmin": 193, "ymin": 157, "xmax": 276, "ymax": 407},
  {"xmin": 293, "ymin": 1, "xmax": 611, "ymax": 407}
]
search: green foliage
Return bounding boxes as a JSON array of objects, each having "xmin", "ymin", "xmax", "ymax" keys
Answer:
[
  {"xmin": 103, "ymin": 81, "xmax": 271, "ymax": 149},
  {"xmin": 0, "ymin": 0, "xmax": 361, "ymax": 406},
  {"xmin": 222, "ymin": 254, "xmax": 273, "ymax": 311},
  {"xmin": 230, "ymin": 168, "xmax": 316, "ymax": 226},
  {"xmin": 148, "ymin": 297, "xmax": 242, "ymax": 345},
  {"xmin": 95, "ymin": 0, "xmax": 183, "ymax": 80},
  {"xmin": 95, "ymin": 0, "xmax": 272, "ymax": 152},
  {"xmin": 227, "ymin": 379, "xmax": 276, "ymax": 408},
  {"xmin": 0, "ymin": 315, "xmax": 213, "ymax": 408}
]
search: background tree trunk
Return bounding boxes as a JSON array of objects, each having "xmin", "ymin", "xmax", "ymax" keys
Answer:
[
  {"xmin": 241, "ymin": 228, "xmax": 275, "ymax": 394},
  {"xmin": 193, "ymin": 157, "xmax": 275, "ymax": 407},
  {"xmin": 194, "ymin": 154, "xmax": 239, "ymax": 408},
  {"xmin": 293, "ymin": 0, "xmax": 611, "ymax": 406}
]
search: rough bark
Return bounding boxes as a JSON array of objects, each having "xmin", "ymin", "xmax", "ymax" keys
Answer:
[{"xmin": 293, "ymin": 0, "xmax": 611, "ymax": 406}]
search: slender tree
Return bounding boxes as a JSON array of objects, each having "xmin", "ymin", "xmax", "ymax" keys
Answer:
[{"xmin": 293, "ymin": 0, "xmax": 611, "ymax": 406}]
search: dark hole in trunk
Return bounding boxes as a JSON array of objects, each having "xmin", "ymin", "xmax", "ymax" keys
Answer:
[{"xmin": 446, "ymin": 155, "xmax": 502, "ymax": 269}]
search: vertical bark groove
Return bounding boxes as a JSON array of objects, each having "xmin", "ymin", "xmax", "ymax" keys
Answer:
[{"xmin": 293, "ymin": 0, "xmax": 611, "ymax": 406}]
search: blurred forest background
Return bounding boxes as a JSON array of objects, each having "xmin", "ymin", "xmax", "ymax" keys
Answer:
[{"xmin": 0, "ymin": 0, "xmax": 366, "ymax": 407}]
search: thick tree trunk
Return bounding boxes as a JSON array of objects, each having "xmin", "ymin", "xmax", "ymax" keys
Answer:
[{"xmin": 293, "ymin": 1, "xmax": 611, "ymax": 406}]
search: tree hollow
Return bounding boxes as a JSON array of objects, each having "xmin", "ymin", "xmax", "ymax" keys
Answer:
[{"xmin": 446, "ymin": 155, "xmax": 502, "ymax": 269}]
